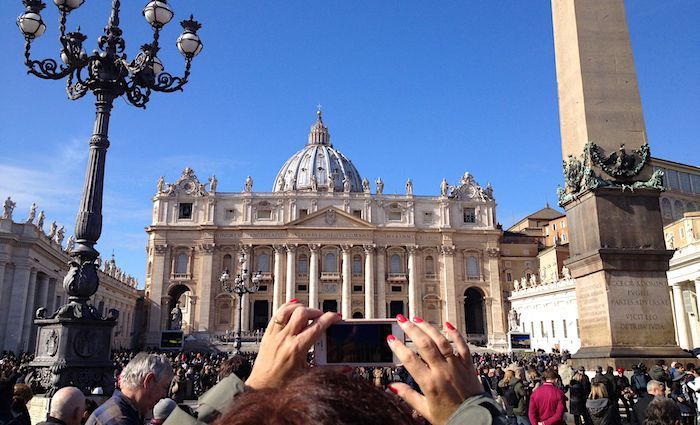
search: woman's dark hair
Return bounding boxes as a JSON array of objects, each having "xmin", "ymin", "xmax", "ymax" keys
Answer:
[
  {"xmin": 218, "ymin": 355, "xmax": 252, "ymax": 381},
  {"xmin": 644, "ymin": 399, "xmax": 680, "ymax": 425},
  {"xmin": 215, "ymin": 369, "xmax": 417, "ymax": 425}
]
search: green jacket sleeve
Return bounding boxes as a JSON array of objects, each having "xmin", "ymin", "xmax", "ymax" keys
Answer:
[
  {"xmin": 163, "ymin": 373, "xmax": 246, "ymax": 425},
  {"xmin": 446, "ymin": 395, "xmax": 509, "ymax": 425}
]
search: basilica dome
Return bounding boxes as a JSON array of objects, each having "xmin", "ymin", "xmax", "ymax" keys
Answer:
[{"xmin": 272, "ymin": 110, "xmax": 363, "ymax": 193}]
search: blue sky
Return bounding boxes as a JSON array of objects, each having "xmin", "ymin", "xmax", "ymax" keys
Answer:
[{"xmin": 1, "ymin": 1, "xmax": 698, "ymax": 287}]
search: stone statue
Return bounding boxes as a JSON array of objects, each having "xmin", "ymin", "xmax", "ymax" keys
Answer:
[
  {"xmin": 440, "ymin": 178, "xmax": 449, "ymax": 196},
  {"xmin": 48, "ymin": 221, "xmax": 58, "ymax": 239},
  {"xmin": 2, "ymin": 197, "xmax": 16, "ymax": 220},
  {"xmin": 209, "ymin": 175, "xmax": 218, "ymax": 192},
  {"xmin": 56, "ymin": 226, "xmax": 65, "ymax": 246},
  {"xmin": 157, "ymin": 176, "xmax": 165, "ymax": 193},
  {"xmin": 36, "ymin": 211, "xmax": 45, "ymax": 230},
  {"xmin": 310, "ymin": 175, "xmax": 318, "ymax": 191},
  {"xmin": 521, "ymin": 277, "xmax": 528, "ymax": 289},
  {"xmin": 375, "ymin": 178, "xmax": 384, "ymax": 195},
  {"xmin": 362, "ymin": 178, "xmax": 370, "ymax": 194},
  {"xmin": 686, "ymin": 221, "xmax": 695, "ymax": 242},
  {"xmin": 484, "ymin": 183, "xmax": 494, "ymax": 199},
  {"xmin": 244, "ymin": 176, "xmax": 254, "ymax": 192},
  {"xmin": 170, "ymin": 303, "xmax": 183, "ymax": 330},
  {"xmin": 406, "ymin": 178, "xmax": 413, "ymax": 195},
  {"xmin": 514, "ymin": 278, "xmax": 521, "ymax": 291},
  {"xmin": 327, "ymin": 174, "xmax": 335, "ymax": 192},
  {"xmin": 277, "ymin": 178, "xmax": 285, "ymax": 192},
  {"xmin": 343, "ymin": 176, "xmax": 351, "ymax": 192},
  {"xmin": 26, "ymin": 203, "xmax": 37, "ymax": 224},
  {"xmin": 529, "ymin": 274, "xmax": 537, "ymax": 287},
  {"xmin": 562, "ymin": 265, "xmax": 571, "ymax": 280},
  {"xmin": 508, "ymin": 309, "xmax": 519, "ymax": 332},
  {"xmin": 66, "ymin": 235, "xmax": 75, "ymax": 252}
]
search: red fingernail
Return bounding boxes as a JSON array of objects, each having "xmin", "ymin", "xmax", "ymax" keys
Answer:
[
  {"xmin": 396, "ymin": 314, "xmax": 408, "ymax": 323},
  {"xmin": 412, "ymin": 316, "xmax": 424, "ymax": 323},
  {"xmin": 289, "ymin": 298, "xmax": 298, "ymax": 303},
  {"xmin": 388, "ymin": 384, "xmax": 399, "ymax": 394},
  {"xmin": 445, "ymin": 321, "xmax": 456, "ymax": 331},
  {"xmin": 387, "ymin": 334, "xmax": 396, "ymax": 343}
]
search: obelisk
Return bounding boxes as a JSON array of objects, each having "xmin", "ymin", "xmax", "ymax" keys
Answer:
[{"xmin": 551, "ymin": 0, "xmax": 687, "ymax": 366}]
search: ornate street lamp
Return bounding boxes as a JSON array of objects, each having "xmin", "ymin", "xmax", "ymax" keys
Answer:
[
  {"xmin": 220, "ymin": 254, "xmax": 262, "ymax": 354},
  {"xmin": 17, "ymin": 0, "xmax": 202, "ymax": 395}
]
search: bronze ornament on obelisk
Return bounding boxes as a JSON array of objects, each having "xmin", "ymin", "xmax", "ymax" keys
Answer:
[{"xmin": 550, "ymin": 0, "xmax": 688, "ymax": 366}]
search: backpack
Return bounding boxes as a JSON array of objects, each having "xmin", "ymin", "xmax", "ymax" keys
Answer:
[
  {"xmin": 632, "ymin": 373, "xmax": 648, "ymax": 392},
  {"xmin": 504, "ymin": 385, "xmax": 519, "ymax": 408}
]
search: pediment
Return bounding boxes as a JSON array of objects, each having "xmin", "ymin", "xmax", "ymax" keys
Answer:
[{"xmin": 288, "ymin": 206, "xmax": 374, "ymax": 228}]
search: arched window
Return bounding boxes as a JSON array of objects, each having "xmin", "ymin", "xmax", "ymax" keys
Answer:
[
  {"xmin": 175, "ymin": 254, "xmax": 188, "ymax": 274},
  {"xmin": 466, "ymin": 256, "xmax": 479, "ymax": 279},
  {"xmin": 390, "ymin": 254, "xmax": 402, "ymax": 274},
  {"xmin": 674, "ymin": 200, "xmax": 685, "ymax": 219},
  {"xmin": 297, "ymin": 254, "xmax": 308, "ymax": 274},
  {"xmin": 223, "ymin": 254, "xmax": 232, "ymax": 272},
  {"xmin": 688, "ymin": 202, "xmax": 696, "ymax": 212},
  {"xmin": 257, "ymin": 253, "xmax": 270, "ymax": 272},
  {"xmin": 324, "ymin": 253, "xmax": 337, "ymax": 272},
  {"xmin": 425, "ymin": 256, "xmax": 435, "ymax": 276},
  {"xmin": 661, "ymin": 198, "xmax": 672, "ymax": 219},
  {"xmin": 352, "ymin": 255, "xmax": 362, "ymax": 275}
]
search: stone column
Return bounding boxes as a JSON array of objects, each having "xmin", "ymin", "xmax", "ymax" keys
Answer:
[
  {"xmin": 37, "ymin": 274, "xmax": 50, "ymax": 312},
  {"xmin": 241, "ymin": 245, "xmax": 252, "ymax": 331},
  {"xmin": 407, "ymin": 246, "xmax": 420, "ymax": 319},
  {"xmin": 551, "ymin": 0, "xmax": 684, "ymax": 364},
  {"xmin": 0, "ymin": 261, "xmax": 6, "ymax": 307},
  {"xmin": 6, "ymin": 265, "xmax": 33, "ymax": 353},
  {"xmin": 146, "ymin": 244, "xmax": 169, "ymax": 345},
  {"xmin": 364, "ymin": 245, "xmax": 375, "ymax": 319},
  {"xmin": 197, "ymin": 243, "xmax": 215, "ymax": 334},
  {"xmin": 341, "ymin": 245, "xmax": 352, "ymax": 318},
  {"xmin": 486, "ymin": 248, "xmax": 507, "ymax": 349},
  {"xmin": 21, "ymin": 268, "xmax": 38, "ymax": 352},
  {"xmin": 309, "ymin": 245, "xmax": 320, "ymax": 310},
  {"xmin": 376, "ymin": 247, "xmax": 387, "ymax": 318},
  {"xmin": 189, "ymin": 296, "xmax": 198, "ymax": 334},
  {"xmin": 272, "ymin": 245, "xmax": 284, "ymax": 312},
  {"xmin": 285, "ymin": 244, "xmax": 297, "ymax": 302},
  {"xmin": 672, "ymin": 284, "xmax": 692, "ymax": 350},
  {"xmin": 441, "ymin": 246, "xmax": 457, "ymax": 327}
]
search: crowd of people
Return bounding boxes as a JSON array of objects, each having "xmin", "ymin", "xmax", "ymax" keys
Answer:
[{"xmin": 0, "ymin": 304, "xmax": 695, "ymax": 425}]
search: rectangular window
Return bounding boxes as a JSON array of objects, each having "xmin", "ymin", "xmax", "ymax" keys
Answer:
[
  {"xmin": 551, "ymin": 320, "xmax": 556, "ymax": 338},
  {"xmin": 680, "ymin": 172, "xmax": 692, "ymax": 193},
  {"xmin": 540, "ymin": 321, "xmax": 545, "ymax": 337},
  {"xmin": 693, "ymin": 175, "xmax": 700, "ymax": 194},
  {"xmin": 388, "ymin": 211, "xmax": 402, "ymax": 221},
  {"xmin": 257, "ymin": 209, "xmax": 272, "ymax": 219},
  {"xmin": 666, "ymin": 169, "xmax": 680, "ymax": 190},
  {"xmin": 531, "ymin": 322, "xmax": 535, "ymax": 337},
  {"xmin": 506, "ymin": 272, "xmax": 512, "ymax": 282},
  {"xmin": 178, "ymin": 203, "xmax": 193, "ymax": 219},
  {"xmin": 353, "ymin": 285, "xmax": 363, "ymax": 292},
  {"xmin": 299, "ymin": 209, "xmax": 308, "ymax": 218},
  {"xmin": 352, "ymin": 209, "xmax": 362, "ymax": 218},
  {"xmin": 562, "ymin": 220, "xmax": 566, "ymax": 228},
  {"xmin": 258, "ymin": 285, "xmax": 268, "ymax": 292},
  {"xmin": 463, "ymin": 208, "xmax": 476, "ymax": 223},
  {"xmin": 423, "ymin": 211, "xmax": 434, "ymax": 224},
  {"xmin": 562, "ymin": 234, "xmax": 567, "ymax": 242},
  {"xmin": 297, "ymin": 284, "xmax": 308, "ymax": 292},
  {"xmin": 552, "ymin": 223, "xmax": 556, "ymax": 231},
  {"xmin": 563, "ymin": 320, "xmax": 568, "ymax": 338},
  {"xmin": 391, "ymin": 285, "xmax": 403, "ymax": 293}
]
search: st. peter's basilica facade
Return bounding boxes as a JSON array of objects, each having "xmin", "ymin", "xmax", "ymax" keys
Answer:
[{"xmin": 144, "ymin": 111, "xmax": 513, "ymax": 348}]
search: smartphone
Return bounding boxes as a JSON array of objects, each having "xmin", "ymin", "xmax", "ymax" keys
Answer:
[{"xmin": 314, "ymin": 319, "xmax": 404, "ymax": 367}]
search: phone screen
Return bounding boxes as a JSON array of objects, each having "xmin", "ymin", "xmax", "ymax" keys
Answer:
[{"xmin": 325, "ymin": 322, "xmax": 394, "ymax": 364}]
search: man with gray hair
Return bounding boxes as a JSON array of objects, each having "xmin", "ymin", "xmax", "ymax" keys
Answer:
[
  {"xmin": 37, "ymin": 386, "xmax": 85, "ymax": 425},
  {"xmin": 631, "ymin": 379, "xmax": 666, "ymax": 425},
  {"xmin": 86, "ymin": 353, "xmax": 173, "ymax": 425}
]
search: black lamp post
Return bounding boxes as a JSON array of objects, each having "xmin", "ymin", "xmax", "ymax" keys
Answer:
[
  {"xmin": 220, "ymin": 254, "xmax": 262, "ymax": 354},
  {"xmin": 17, "ymin": 0, "xmax": 202, "ymax": 395}
]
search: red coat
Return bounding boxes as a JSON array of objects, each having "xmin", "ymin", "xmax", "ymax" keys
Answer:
[{"xmin": 528, "ymin": 382, "xmax": 566, "ymax": 425}]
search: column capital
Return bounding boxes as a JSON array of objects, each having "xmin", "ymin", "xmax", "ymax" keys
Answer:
[
  {"xmin": 406, "ymin": 245, "xmax": 419, "ymax": 255},
  {"xmin": 197, "ymin": 243, "xmax": 215, "ymax": 254},
  {"xmin": 154, "ymin": 243, "xmax": 168, "ymax": 255},
  {"xmin": 273, "ymin": 244, "xmax": 285, "ymax": 254},
  {"xmin": 240, "ymin": 244, "xmax": 252, "ymax": 256},
  {"xmin": 376, "ymin": 245, "xmax": 387, "ymax": 254},
  {"xmin": 309, "ymin": 243, "xmax": 321, "ymax": 253},
  {"xmin": 440, "ymin": 245, "xmax": 456, "ymax": 256},
  {"xmin": 363, "ymin": 244, "xmax": 376, "ymax": 255},
  {"xmin": 340, "ymin": 244, "xmax": 353, "ymax": 253},
  {"xmin": 285, "ymin": 244, "xmax": 297, "ymax": 253}
]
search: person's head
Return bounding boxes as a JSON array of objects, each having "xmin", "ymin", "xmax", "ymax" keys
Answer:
[
  {"xmin": 589, "ymin": 382, "xmax": 608, "ymax": 400},
  {"xmin": 617, "ymin": 367, "xmax": 624, "ymax": 376},
  {"xmin": 13, "ymin": 383, "xmax": 33, "ymax": 405},
  {"xmin": 578, "ymin": 366, "xmax": 586, "ymax": 373},
  {"xmin": 49, "ymin": 386, "xmax": 85, "ymax": 425},
  {"xmin": 218, "ymin": 355, "xmax": 252, "ymax": 381},
  {"xmin": 596, "ymin": 366, "xmax": 603, "ymax": 374},
  {"xmin": 119, "ymin": 353, "xmax": 173, "ymax": 416},
  {"xmin": 647, "ymin": 380, "xmax": 666, "ymax": 397},
  {"xmin": 502, "ymin": 370, "xmax": 514, "ymax": 385},
  {"xmin": 656, "ymin": 360, "xmax": 666, "ymax": 367},
  {"xmin": 151, "ymin": 398, "xmax": 177, "ymax": 425},
  {"xmin": 543, "ymin": 369, "xmax": 558, "ymax": 383},
  {"xmin": 514, "ymin": 368, "xmax": 525, "ymax": 380},
  {"xmin": 215, "ymin": 369, "xmax": 415, "ymax": 424},
  {"xmin": 644, "ymin": 398, "xmax": 681, "ymax": 425}
]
